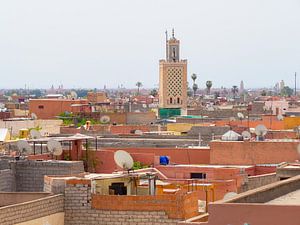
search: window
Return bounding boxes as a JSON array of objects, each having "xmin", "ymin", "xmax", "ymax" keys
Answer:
[
  {"xmin": 38, "ymin": 105, "xmax": 44, "ymax": 109},
  {"xmin": 191, "ymin": 173, "xmax": 206, "ymax": 179},
  {"xmin": 170, "ymin": 97, "xmax": 172, "ymax": 104},
  {"xmin": 177, "ymin": 97, "xmax": 180, "ymax": 104}
]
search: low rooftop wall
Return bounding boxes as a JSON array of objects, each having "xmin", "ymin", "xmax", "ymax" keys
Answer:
[{"xmin": 0, "ymin": 194, "xmax": 64, "ymax": 225}]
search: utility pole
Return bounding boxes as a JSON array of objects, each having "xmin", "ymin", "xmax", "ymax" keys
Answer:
[{"xmin": 295, "ymin": 72, "xmax": 297, "ymax": 96}]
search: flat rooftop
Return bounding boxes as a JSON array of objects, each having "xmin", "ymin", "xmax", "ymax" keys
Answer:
[{"xmin": 266, "ymin": 189, "xmax": 300, "ymax": 205}]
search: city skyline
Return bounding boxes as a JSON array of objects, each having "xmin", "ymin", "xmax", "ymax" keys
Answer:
[{"xmin": 1, "ymin": 0, "xmax": 300, "ymax": 89}]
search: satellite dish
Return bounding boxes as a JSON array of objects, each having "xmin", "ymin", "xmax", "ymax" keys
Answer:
[
  {"xmin": 31, "ymin": 113, "xmax": 38, "ymax": 120},
  {"xmin": 17, "ymin": 140, "xmax": 32, "ymax": 155},
  {"xmin": 242, "ymin": 131, "xmax": 251, "ymax": 140},
  {"xmin": 237, "ymin": 112, "xmax": 244, "ymax": 119},
  {"xmin": 47, "ymin": 140, "xmax": 63, "ymax": 156},
  {"xmin": 30, "ymin": 129, "xmax": 42, "ymax": 139},
  {"xmin": 70, "ymin": 91, "xmax": 78, "ymax": 99},
  {"xmin": 255, "ymin": 125, "xmax": 268, "ymax": 141},
  {"xmin": 100, "ymin": 115, "xmax": 110, "ymax": 124},
  {"xmin": 277, "ymin": 114, "xmax": 284, "ymax": 121},
  {"xmin": 255, "ymin": 124, "xmax": 268, "ymax": 136},
  {"xmin": 114, "ymin": 150, "xmax": 134, "ymax": 170},
  {"xmin": 223, "ymin": 192, "xmax": 238, "ymax": 201}
]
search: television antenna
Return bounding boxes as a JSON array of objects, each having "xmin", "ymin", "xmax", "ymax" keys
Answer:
[
  {"xmin": 100, "ymin": 115, "xmax": 110, "ymax": 124},
  {"xmin": 242, "ymin": 131, "xmax": 251, "ymax": 140},
  {"xmin": 30, "ymin": 129, "xmax": 42, "ymax": 139},
  {"xmin": 47, "ymin": 139, "xmax": 63, "ymax": 156},
  {"xmin": 114, "ymin": 150, "xmax": 134, "ymax": 171},
  {"xmin": 17, "ymin": 140, "xmax": 32, "ymax": 155},
  {"xmin": 255, "ymin": 124, "xmax": 268, "ymax": 141}
]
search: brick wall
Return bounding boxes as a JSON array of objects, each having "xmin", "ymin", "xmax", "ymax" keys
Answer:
[
  {"xmin": 14, "ymin": 160, "xmax": 84, "ymax": 192},
  {"xmin": 64, "ymin": 180, "xmax": 181, "ymax": 225},
  {"xmin": 0, "ymin": 169, "xmax": 15, "ymax": 192},
  {"xmin": 0, "ymin": 194, "xmax": 64, "ymax": 225}
]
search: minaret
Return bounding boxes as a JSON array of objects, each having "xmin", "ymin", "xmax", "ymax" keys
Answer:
[{"xmin": 159, "ymin": 29, "xmax": 187, "ymax": 109}]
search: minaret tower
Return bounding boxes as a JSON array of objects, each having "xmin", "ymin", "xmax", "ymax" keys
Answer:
[{"xmin": 159, "ymin": 29, "xmax": 187, "ymax": 110}]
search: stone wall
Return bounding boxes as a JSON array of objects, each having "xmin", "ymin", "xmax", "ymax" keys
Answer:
[
  {"xmin": 239, "ymin": 173, "xmax": 278, "ymax": 193},
  {"xmin": 0, "ymin": 194, "xmax": 64, "ymax": 225},
  {"xmin": 0, "ymin": 169, "xmax": 15, "ymax": 192},
  {"xmin": 63, "ymin": 180, "xmax": 180, "ymax": 225},
  {"xmin": 14, "ymin": 160, "xmax": 84, "ymax": 192}
]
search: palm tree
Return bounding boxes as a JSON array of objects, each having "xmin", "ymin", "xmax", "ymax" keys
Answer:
[
  {"xmin": 206, "ymin": 81, "xmax": 212, "ymax": 95},
  {"xmin": 136, "ymin": 82, "xmax": 142, "ymax": 95},
  {"xmin": 192, "ymin": 83, "xmax": 198, "ymax": 97},
  {"xmin": 191, "ymin": 73, "xmax": 198, "ymax": 97},
  {"xmin": 232, "ymin": 85, "xmax": 239, "ymax": 98}
]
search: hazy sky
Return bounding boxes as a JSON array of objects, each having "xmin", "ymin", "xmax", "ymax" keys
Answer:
[{"xmin": 1, "ymin": 0, "xmax": 300, "ymax": 89}]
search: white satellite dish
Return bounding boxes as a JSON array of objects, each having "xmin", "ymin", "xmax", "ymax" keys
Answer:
[
  {"xmin": 277, "ymin": 114, "xmax": 284, "ymax": 121},
  {"xmin": 17, "ymin": 140, "xmax": 32, "ymax": 155},
  {"xmin": 237, "ymin": 112, "xmax": 244, "ymax": 119},
  {"xmin": 114, "ymin": 150, "xmax": 134, "ymax": 170},
  {"xmin": 100, "ymin": 115, "xmax": 110, "ymax": 124},
  {"xmin": 30, "ymin": 129, "xmax": 42, "ymax": 139},
  {"xmin": 47, "ymin": 139, "xmax": 63, "ymax": 156},
  {"xmin": 255, "ymin": 124, "xmax": 268, "ymax": 136},
  {"xmin": 134, "ymin": 130, "xmax": 143, "ymax": 135},
  {"xmin": 223, "ymin": 192, "xmax": 238, "ymax": 201},
  {"xmin": 31, "ymin": 113, "xmax": 38, "ymax": 120},
  {"xmin": 242, "ymin": 131, "xmax": 251, "ymax": 140},
  {"xmin": 70, "ymin": 91, "xmax": 78, "ymax": 99}
]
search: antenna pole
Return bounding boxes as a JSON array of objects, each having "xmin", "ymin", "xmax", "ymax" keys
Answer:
[
  {"xmin": 295, "ymin": 72, "xmax": 297, "ymax": 96},
  {"xmin": 165, "ymin": 30, "xmax": 168, "ymax": 61}
]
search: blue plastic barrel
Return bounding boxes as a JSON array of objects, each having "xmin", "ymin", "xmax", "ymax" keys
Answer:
[{"xmin": 159, "ymin": 156, "xmax": 169, "ymax": 165}]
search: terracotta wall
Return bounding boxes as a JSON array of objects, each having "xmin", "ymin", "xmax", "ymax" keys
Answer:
[
  {"xmin": 210, "ymin": 141, "xmax": 299, "ymax": 165},
  {"xmin": 91, "ymin": 191, "xmax": 199, "ymax": 219},
  {"xmin": 215, "ymin": 115, "xmax": 284, "ymax": 130},
  {"xmin": 204, "ymin": 203, "xmax": 300, "ymax": 225},
  {"xmin": 110, "ymin": 125, "xmax": 150, "ymax": 134},
  {"xmin": 29, "ymin": 99, "xmax": 89, "ymax": 119}
]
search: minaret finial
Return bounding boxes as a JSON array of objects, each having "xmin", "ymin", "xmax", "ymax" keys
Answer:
[{"xmin": 172, "ymin": 28, "xmax": 175, "ymax": 38}]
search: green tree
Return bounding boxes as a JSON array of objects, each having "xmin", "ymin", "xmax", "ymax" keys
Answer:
[
  {"xmin": 150, "ymin": 89, "xmax": 158, "ymax": 97},
  {"xmin": 206, "ymin": 81, "xmax": 212, "ymax": 95},
  {"xmin": 261, "ymin": 90, "xmax": 267, "ymax": 96},
  {"xmin": 281, "ymin": 86, "xmax": 293, "ymax": 97},
  {"xmin": 191, "ymin": 73, "xmax": 198, "ymax": 97},
  {"xmin": 135, "ymin": 82, "xmax": 143, "ymax": 95},
  {"xmin": 231, "ymin": 85, "xmax": 239, "ymax": 98}
]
